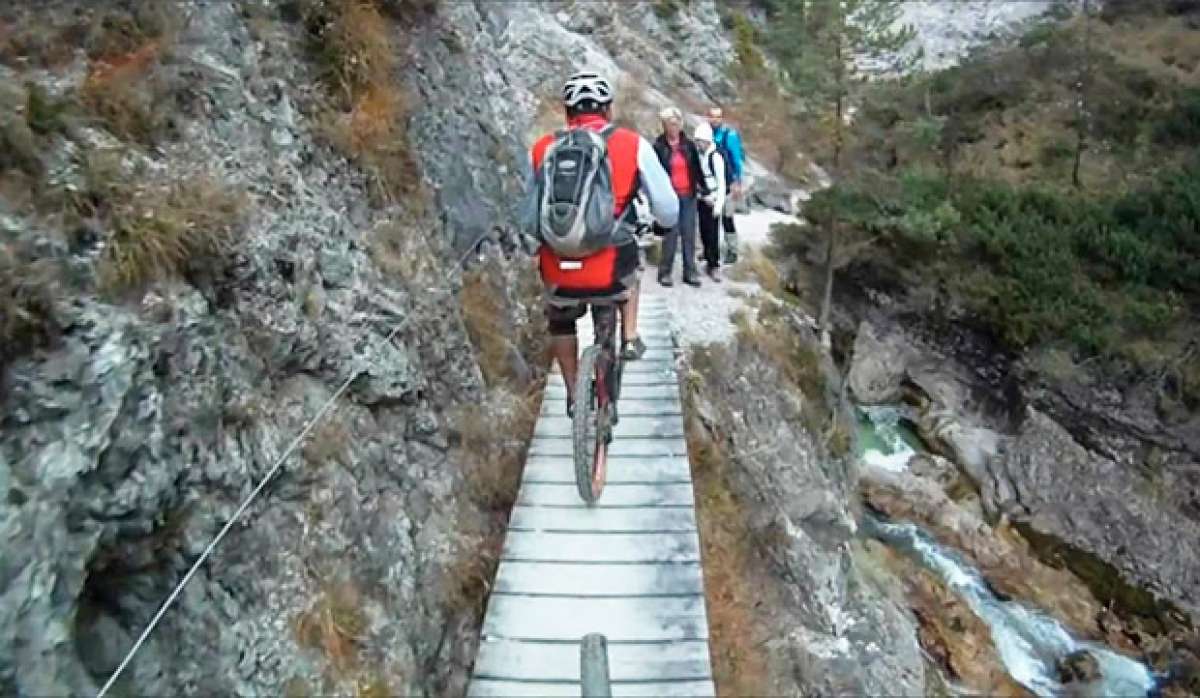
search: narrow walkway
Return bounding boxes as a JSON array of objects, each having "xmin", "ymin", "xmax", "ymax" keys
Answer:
[{"xmin": 468, "ymin": 294, "xmax": 715, "ymax": 697}]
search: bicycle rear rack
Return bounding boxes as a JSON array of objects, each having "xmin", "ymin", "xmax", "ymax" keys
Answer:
[{"xmin": 580, "ymin": 633, "xmax": 612, "ymax": 698}]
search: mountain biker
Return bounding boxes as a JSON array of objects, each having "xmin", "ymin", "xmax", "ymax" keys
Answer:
[
  {"xmin": 707, "ymin": 106, "xmax": 745, "ymax": 264},
  {"xmin": 529, "ymin": 72, "xmax": 679, "ymax": 416}
]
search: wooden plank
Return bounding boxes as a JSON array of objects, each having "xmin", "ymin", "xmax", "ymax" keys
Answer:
[
  {"xmin": 509, "ymin": 505, "xmax": 697, "ymax": 533},
  {"xmin": 522, "ymin": 455, "xmax": 692, "ymax": 484},
  {"xmin": 540, "ymin": 398, "xmax": 682, "ymax": 417},
  {"xmin": 501, "ymin": 530, "xmax": 700, "ymax": 563},
  {"xmin": 467, "ymin": 679, "xmax": 578, "ymax": 697},
  {"xmin": 549, "ymin": 359, "xmax": 676, "ymax": 375},
  {"xmin": 481, "ymin": 595, "xmax": 708, "ymax": 642},
  {"xmin": 472, "ymin": 637, "xmax": 712, "ymax": 682},
  {"xmin": 468, "ymin": 679, "xmax": 716, "ymax": 698},
  {"xmin": 543, "ymin": 383, "xmax": 680, "ymax": 400},
  {"xmin": 547, "ymin": 372, "xmax": 676, "ymax": 387},
  {"xmin": 491, "ymin": 560, "xmax": 703, "ymax": 596},
  {"xmin": 518, "ymin": 482, "xmax": 695, "ymax": 507},
  {"xmin": 614, "ymin": 680, "xmax": 716, "ymax": 697},
  {"xmin": 534, "ymin": 415, "xmax": 685, "ymax": 439},
  {"xmin": 528, "ymin": 437, "xmax": 688, "ymax": 458}
]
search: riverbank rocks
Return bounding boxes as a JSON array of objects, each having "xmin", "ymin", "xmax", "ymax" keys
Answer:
[
  {"xmin": 848, "ymin": 321, "xmax": 910, "ymax": 404},
  {"xmin": 859, "ymin": 462, "xmax": 1111, "ymax": 645},
  {"xmin": 993, "ymin": 408, "xmax": 1200, "ymax": 621},
  {"xmin": 865, "ymin": 540, "xmax": 1032, "ymax": 697}
]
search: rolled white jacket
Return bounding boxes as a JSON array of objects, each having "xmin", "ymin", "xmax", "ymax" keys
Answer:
[{"xmin": 697, "ymin": 144, "xmax": 727, "ymax": 215}]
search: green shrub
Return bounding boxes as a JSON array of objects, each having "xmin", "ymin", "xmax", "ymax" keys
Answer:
[
  {"xmin": 731, "ymin": 12, "xmax": 763, "ymax": 73},
  {"xmin": 802, "ymin": 159, "xmax": 1198, "ymax": 354},
  {"xmin": 1153, "ymin": 88, "xmax": 1200, "ymax": 146}
]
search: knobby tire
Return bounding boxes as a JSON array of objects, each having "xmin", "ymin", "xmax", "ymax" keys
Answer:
[{"xmin": 573, "ymin": 346, "xmax": 602, "ymax": 504}]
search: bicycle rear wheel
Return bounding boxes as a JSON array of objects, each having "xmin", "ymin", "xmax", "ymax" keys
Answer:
[{"xmin": 573, "ymin": 346, "xmax": 609, "ymax": 504}]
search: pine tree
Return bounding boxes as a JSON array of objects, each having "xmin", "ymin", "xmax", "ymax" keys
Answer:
[
  {"xmin": 1071, "ymin": 0, "xmax": 1093, "ymax": 188},
  {"xmin": 768, "ymin": 0, "xmax": 915, "ymax": 346}
]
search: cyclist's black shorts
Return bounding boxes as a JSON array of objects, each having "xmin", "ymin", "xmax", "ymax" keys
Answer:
[{"xmin": 546, "ymin": 302, "xmax": 623, "ymax": 338}]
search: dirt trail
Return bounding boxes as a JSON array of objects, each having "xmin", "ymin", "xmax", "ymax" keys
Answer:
[{"xmin": 643, "ymin": 208, "xmax": 804, "ymax": 347}]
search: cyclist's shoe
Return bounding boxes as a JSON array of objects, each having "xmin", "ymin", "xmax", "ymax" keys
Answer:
[{"xmin": 621, "ymin": 336, "xmax": 647, "ymax": 361}]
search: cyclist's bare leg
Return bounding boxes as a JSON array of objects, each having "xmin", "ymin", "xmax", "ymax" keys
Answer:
[{"xmin": 552, "ymin": 335, "xmax": 580, "ymax": 402}]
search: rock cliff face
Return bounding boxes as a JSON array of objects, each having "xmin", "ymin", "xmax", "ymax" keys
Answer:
[
  {"xmin": 408, "ymin": 0, "xmax": 737, "ymax": 254},
  {"xmin": 0, "ymin": 1, "xmax": 745, "ymax": 695},
  {"xmin": 684, "ymin": 304, "xmax": 927, "ymax": 696},
  {"xmin": 899, "ymin": 0, "xmax": 1057, "ymax": 70}
]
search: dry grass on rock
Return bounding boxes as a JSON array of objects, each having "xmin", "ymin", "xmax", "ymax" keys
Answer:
[
  {"xmin": 60, "ymin": 149, "xmax": 247, "ymax": 294},
  {"xmin": 684, "ymin": 361, "xmax": 771, "ymax": 697},
  {"xmin": 299, "ymin": 0, "xmax": 424, "ymax": 206},
  {"xmin": 295, "ymin": 580, "xmax": 368, "ymax": 674},
  {"xmin": 75, "ymin": 2, "xmax": 182, "ymax": 145}
]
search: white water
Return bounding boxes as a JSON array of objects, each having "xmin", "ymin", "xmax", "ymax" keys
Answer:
[
  {"xmin": 857, "ymin": 406, "xmax": 920, "ymax": 472},
  {"xmin": 867, "ymin": 518, "xmax": 1157, "ymax": 697},
  {"xmin": 858, "ymin": 408, "xmax": 1157, "ymax": 696}
]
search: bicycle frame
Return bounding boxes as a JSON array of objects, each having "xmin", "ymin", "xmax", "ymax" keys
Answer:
[
  {"xmin": 592, "ymin": 304, "xmax": 622, "ymax": 418},
  {"xmin": 573, "ymin": 302, "xmax": 624, "ymax": 503}
]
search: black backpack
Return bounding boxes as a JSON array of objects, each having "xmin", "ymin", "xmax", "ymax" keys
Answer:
[
  {"xmin": 532, "ymin": 125, "xmax": 621, "ymax": 257},
  {"xmin": 713, "ymin": 140, "xmax": 736, "ymax": 187}
]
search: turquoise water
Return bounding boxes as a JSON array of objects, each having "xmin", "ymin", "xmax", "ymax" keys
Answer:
[{"xmin": 856, "ymin": 405, "xmax": 922, "ymax": 471}]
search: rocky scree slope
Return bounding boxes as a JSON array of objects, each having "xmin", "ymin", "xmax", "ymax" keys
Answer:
[{"xmin": 0, "ymin": 0, "xmax": 751, "ymax": 695}]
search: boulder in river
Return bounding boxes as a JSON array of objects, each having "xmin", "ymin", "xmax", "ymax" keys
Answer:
[
  {"xmin": 848, "ymin": 321, "xmax": 910, "ymax": 404},
  {"xmin": 1057, "ymin": 649, "xmax": 1102, "ymax": 685}
]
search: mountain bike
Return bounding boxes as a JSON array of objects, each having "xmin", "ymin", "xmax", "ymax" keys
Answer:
[{"xmin": 573, "ymin": 302, "xmax": 623, "ymax": 504}]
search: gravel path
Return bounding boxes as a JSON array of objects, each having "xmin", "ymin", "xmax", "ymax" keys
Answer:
[{"xmin": 642, "ymin": 207, "xmax": 801, "ymax": 348}]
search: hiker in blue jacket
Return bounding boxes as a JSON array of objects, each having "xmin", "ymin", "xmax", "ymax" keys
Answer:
[{"xmin": 707, "ymin": 106, "xmax": 745, "ymax": 264}]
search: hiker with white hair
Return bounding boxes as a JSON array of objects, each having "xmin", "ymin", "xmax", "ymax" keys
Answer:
[
  {"xmin": 692, "ymin": 121, "xmax": 727, "ymax": 282},
  {"xmin": 652, "ymin": 106, "xmax": 707, "ymax": 287}
]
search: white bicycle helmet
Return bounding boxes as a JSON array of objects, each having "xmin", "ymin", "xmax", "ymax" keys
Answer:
[{"xmin": 561, "ymin": 71, "xmax": 614, "ymax": 108}]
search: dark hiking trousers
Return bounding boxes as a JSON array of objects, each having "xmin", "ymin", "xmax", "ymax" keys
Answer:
[
  {"xmin": 721, "ymin": 211, "xmax": 738, "ymax": 263},
  {"xmin": 698, "ymin": 200, "xmax": 721, "ymax": 271},
  {"xmin": 659, "ymin": 195, "xmax": 698, "ymax": 281}
]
